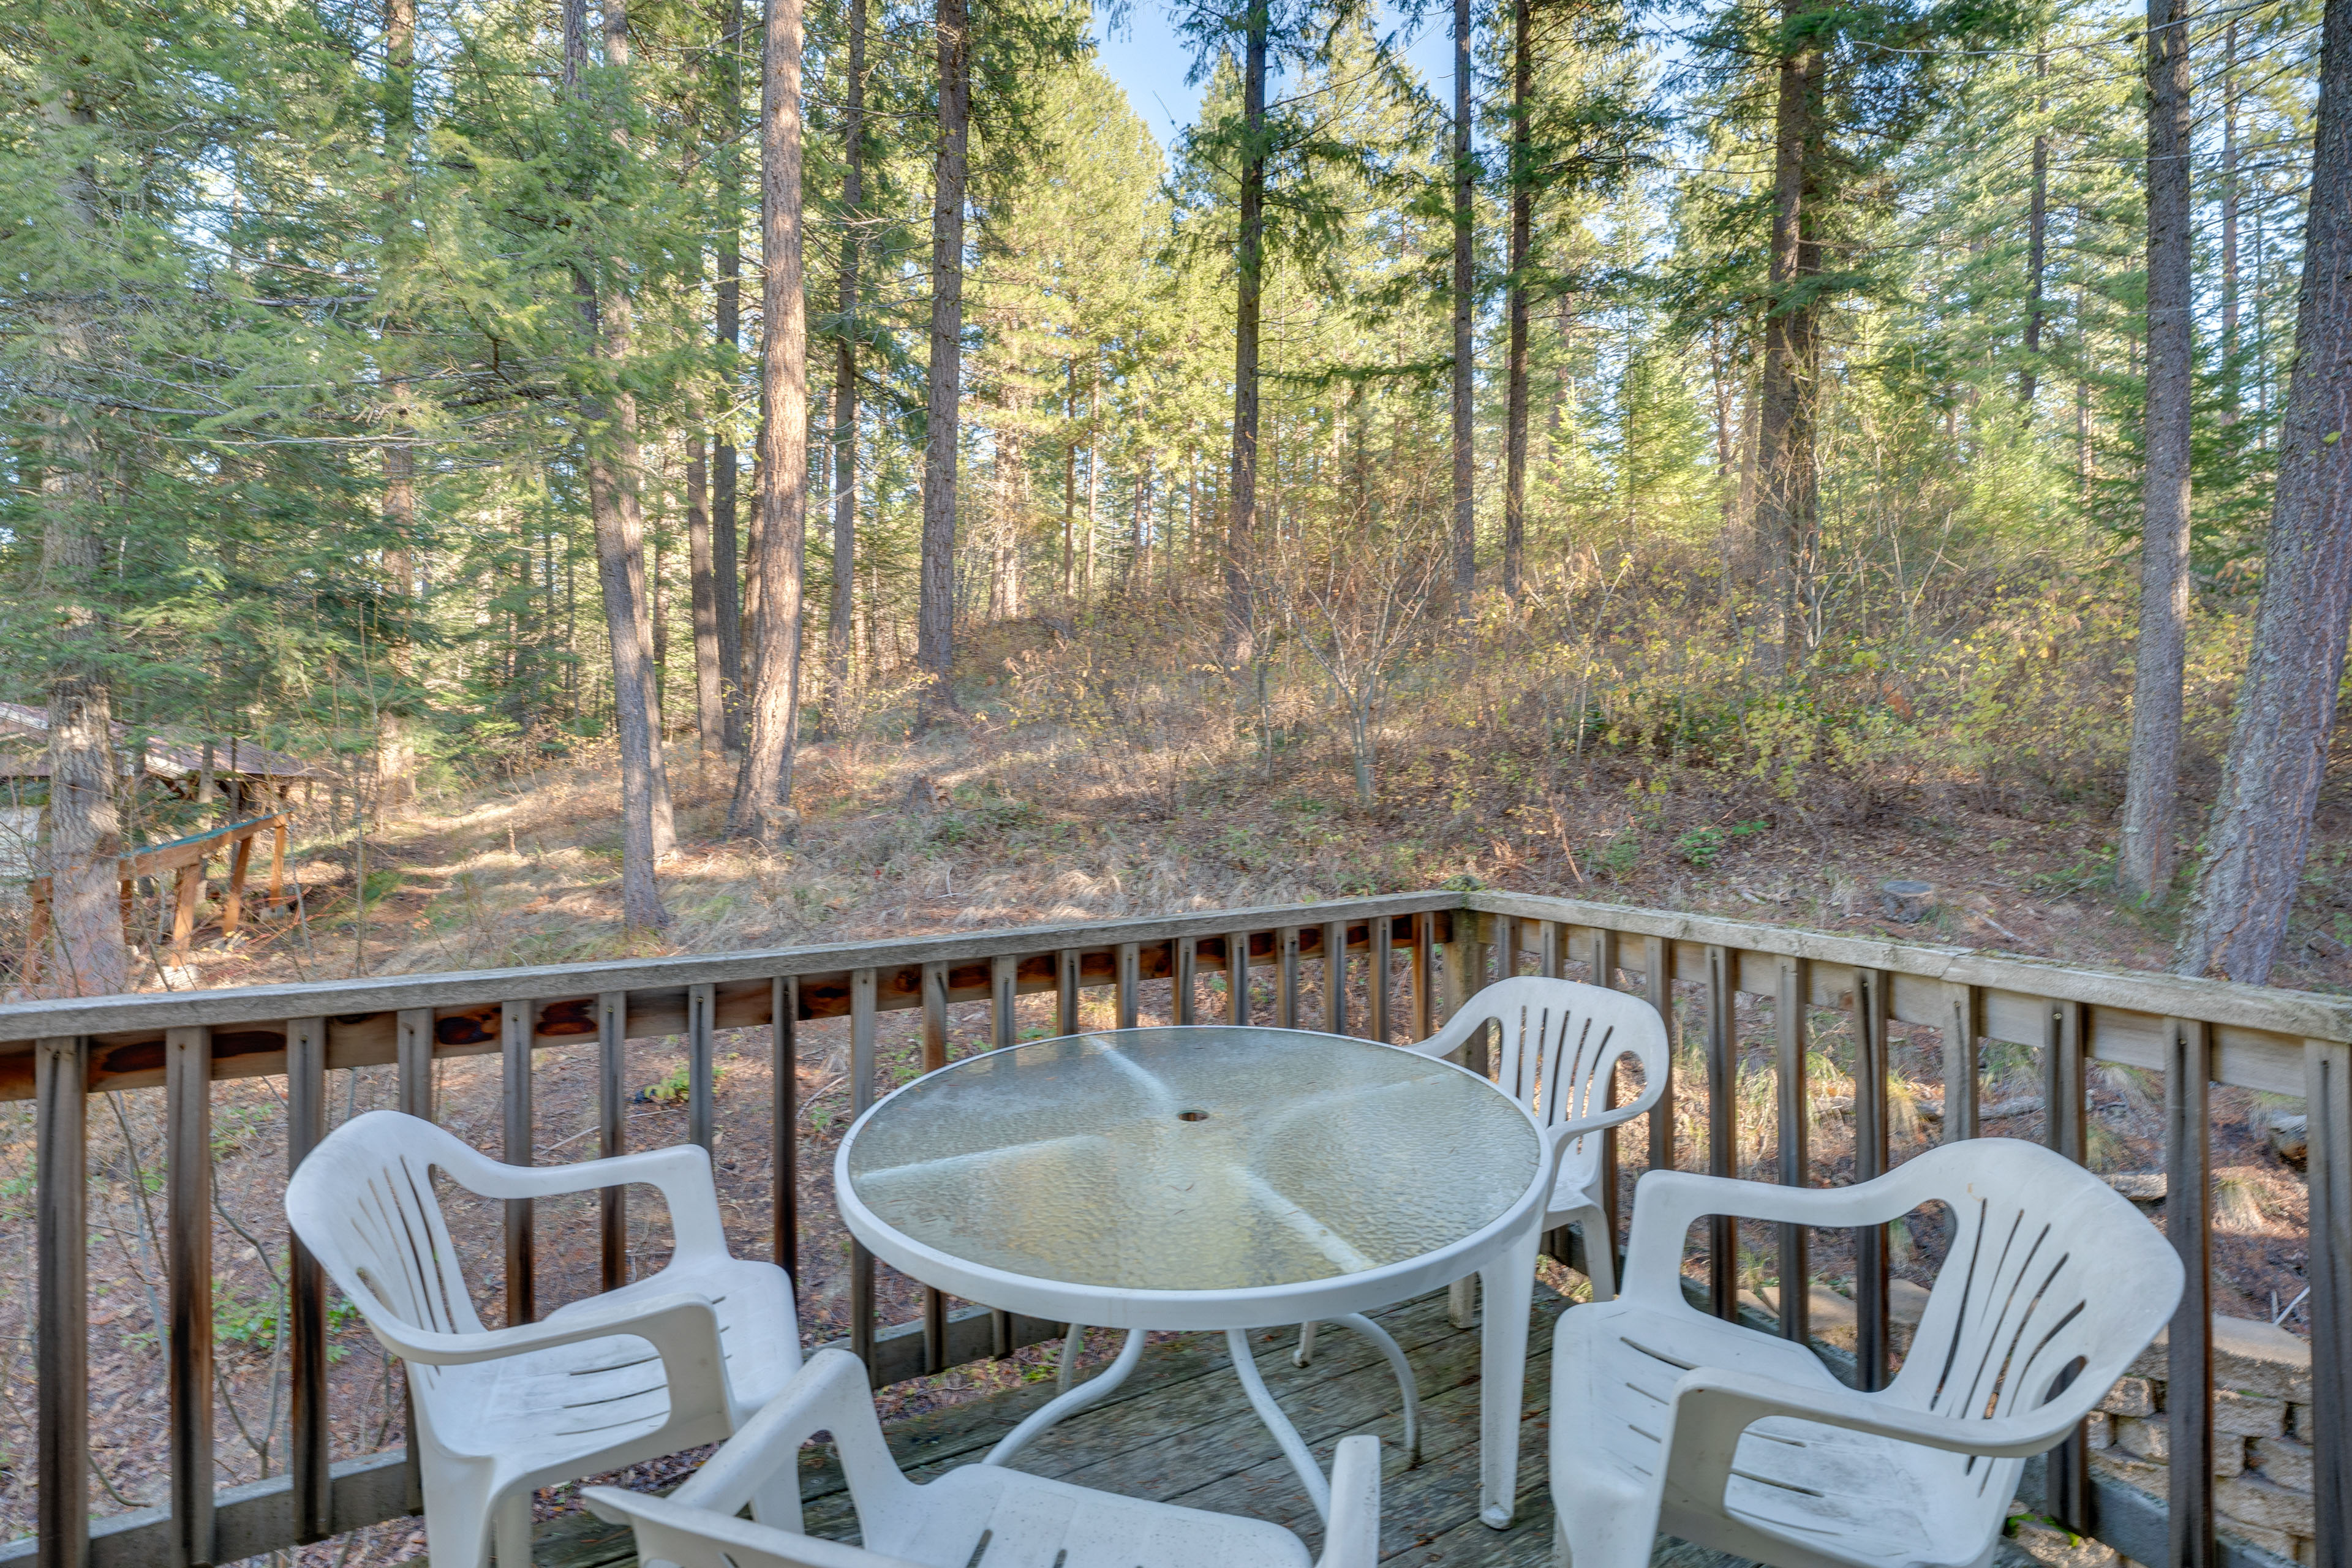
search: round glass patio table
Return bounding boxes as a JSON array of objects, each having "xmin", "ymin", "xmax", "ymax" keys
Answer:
[{"xmin": 835, "ymin": 1025, "xmax": 1551, "ymax": 1529}]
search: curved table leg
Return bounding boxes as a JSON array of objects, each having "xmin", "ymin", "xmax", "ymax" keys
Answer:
[
  {"xmin": 1326, "ymin": 1313, "xmax": 1420, "ymax": 1465},
  {"xmin": 982, "ymin": 1327, "xmax": 1147, "ymax": 1469},
  {"xmin": 1478, "ymin": 1223, "xmax": 1542, "ymax": 1528},
  {"xmin": 1226, "ymin": 1327, "xmax": 1334, "ymax": 1525}
]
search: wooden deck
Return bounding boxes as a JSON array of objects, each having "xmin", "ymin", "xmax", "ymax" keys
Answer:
[
  {"xmin": 521, "ymin": 1282, "xmax": 2039, "ymax": 1568},
  {"xmin": 522, "ymin": 1283, "xmax": 1775, "ymax": 1568}
]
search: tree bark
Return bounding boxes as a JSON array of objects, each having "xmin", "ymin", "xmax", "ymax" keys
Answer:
[
  {"xmin": 828, "ymin": 0, "xmax": 867, "ymax": 726},
  {"xmin": 1450, "ymin": 0, "xmax": 1476, "ymax": 614},
  {"xmin": 2221, "ymin": 17, "xmax": 2241, "ymax": 422},
  {"xmin": 2020, "ymin": 42, "xmax": 2049, "ymax": 409},
  {"xmin": 1754, "ymin": 0, "xmax": 1821, "ymax": 673},
  {"xmin": 2117, "ymin": 0, "xmax": 2195, "ymax": 901},
  {"xmin": 712, "ymin": 0, "xmax": 748, "ymax": 753},
  {"xmin": 1501, "ymin": 0, "xmax": 1531, "ymax": 603},
  {"xmin": 2174, "ymin": 0, "xmax": 2352, "ymax": 981},
  {"xmin": 573, "ymin": 0, "xmax": 674, "ymax": 927},
  {"xmin": 36, "ymin": 91, "xmax": 126, "ymax": 997},
  {"xmin": 688, "ymin": 440, "xmax": 727, "ymax": 752},
  {"xmin": 730, "ymin": 0, "xmax": 808, "ymax": 842},
  {"xmin": 916, "ymin": 0, "xmax": 970, "ymax": 717},
  {"xmin": 1224, "ymin": 0, "xmax": 1267, "ymax": 668},
  {"xmin": 377, "ymin": 0, "xmax": 418, "ymax": 811}
]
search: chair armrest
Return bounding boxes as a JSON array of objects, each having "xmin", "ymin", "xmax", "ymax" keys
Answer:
[
  {"xmin": 1657, "ymin": 1366, "xmax": 2076, "ymax": 1528},
  {"xmin": 584, "ymin": 1487, "xmax": 926, "ymax": 1568},
  {"xmin": 1619, "ymin": 1169, "xmax": 1909, "ymax": 1305},
  {"xmin": 1314, "ymin": 1435, "xmax": 1382, "ymax": 1568},
  {"xmin": 675, "ymin": 1350, "xmax": 882, "ymax": 1518},
  {"xmin": 368, "ymin": 1289, "xmax": 727, "ymax": 1411},
  {"xmin": 450, "ymin": 1144, "xmax": 729, "ymax": 1259}
]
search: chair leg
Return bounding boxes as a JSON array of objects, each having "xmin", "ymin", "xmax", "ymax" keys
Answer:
[
  {"xmin": 1293, "ymin": 1320, "xmax": 1319, "ymax": 1368},
  {"xmin": 493, "ymin": 1491, "xmax": 533, "ymax": 1568},
  {"xmin": 1449, "ymin": 1273, "xmax": 1478, "ymax": 1330},
  {"xmin": 1577, "ymin": 1210, "xmax": 1618, "ymax": 1302}
]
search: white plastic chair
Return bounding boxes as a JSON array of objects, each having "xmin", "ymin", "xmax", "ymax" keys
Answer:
[
  {"xmin": 285, "ymin": 1109, "xmax": 804, "ymax": 1568},
  {"xmin": 1547, "ymin": 1138, "xmax": 2184, "ymax": 1568},
  {"xmin": 584, "ymin": 1348, "xmax": 1384, "ymax": 1567},
  {"xmin": 1409, "ymin": 975, "xmax": 1669, "ymax": 1300}
]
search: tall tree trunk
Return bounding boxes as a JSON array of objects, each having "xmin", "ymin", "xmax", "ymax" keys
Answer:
[
  {"xmin": 2118, "ymin": 0, "xmax": 2195, "ymax": 900},
  {"xmin": 916, "ymin": 0, "xmax": 970, "ymax": 717},
  {"xmin": 1223, "ymin": 0, "xmax": 1267, "ymax": 668},
  {"xmin": 1084, "ymin": 368, "xmax": 1098, "ymax": 595},
  {"xmin": 731, "ymin": 0, "xmax": 808, "ymax": 840},
  {"xmin": 992, "ymin": 385, "xmax": 1027, "ymax": 618},
  {"xmin": 1064, "ymin": 360, "xmax": 1079, "ymax": 597},
  {"xmin": 377, "ymin": 0, "xmax": 418, "ymax": 811},
  {"xmin": 2175, "ymin": 0, "xmax": 2352, "ymax": 981},
  {"xmin": 2020, "ymin": 42, "xmax": 2049, "ymax": 409},
  {"xmin": 1501, "ymin": 0, "xmax": 1531, "ymax": 604},
  {"xmin": 829, "ymin": 0, "xmax": 866, "ymax": 727},
  {"xmin": 37, "ymin": 93, "xmax": 126, "ymax": 997},
  {"xmin": 712, "ymin": 0, "xmax": 748, "ymax": 752},
  {"xmin": 688, "ymin": 440, "xmax": 728, "ymax": 752},
  {"xmin": 1754, "ymin": 0, "xmax": 1821, "ymax": 673},
  {"xmin": 2221, "ymin": 17, "xmax": 2241, "ymax": 423},
  {"xmin": 1450, "ymin": 0, "xmax": 1476, "ymax": 614},
  {"xmin": 573, "ymin": 0, "xmax": 674, "ymax": 927}
]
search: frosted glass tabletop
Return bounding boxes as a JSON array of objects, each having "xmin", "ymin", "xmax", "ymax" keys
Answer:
[{"xmin": 842, "ymin": 1027, "xmax": 1542, "ymax": 1293}]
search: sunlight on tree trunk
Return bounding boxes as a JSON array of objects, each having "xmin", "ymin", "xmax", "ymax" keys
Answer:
[
  {"xmin": 916, "ymin": 0, "xmax": 970, "ymax": 720},
  {"xmin": 2117, "ymin": 0, "xmax": 2195, "ymax": 902},
  {"xmin": 731, "ymin": 0, "xmax": 808, "ymax": 843},
  {"xmin": 2175, "ymin": 0, "xmax": 2352, "ymax": 981}
]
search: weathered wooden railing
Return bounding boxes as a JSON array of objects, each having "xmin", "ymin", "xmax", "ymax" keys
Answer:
[{"xmin": 3, "ymin": 886, "xmax": 2346, "ymax": 1568}]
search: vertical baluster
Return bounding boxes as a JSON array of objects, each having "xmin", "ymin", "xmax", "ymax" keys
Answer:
[
  {"xmin": 772, "ymin": 976, "xmax": 799, "ymax": 1283},
  {"xmin": 1370, "ymin": 918, "xmax": 1393, "ymax": 1043},
  {"xmin": 1444, "ymin": 914, "xmax": 1480, "ymax": 1074},
  {"xmin": 1411, "ymin": 913, "xmax": 1434, "ymax": 1039},
  {"xmin": 2304, "ymin": 1037, "xmax": 2352, "ymax": 1567},
  {"xmin": 36, "ymin": 1036, "xmax": 89, "ymax": 1568},
  {"xmin": 1705, "ymin": 945, "xmax": 1736, "ymax": 1320},
  {"xmin": 1057, "ymin": 948, "xmax": 1081, "ymax": 1035},
  {"xmin": 397, "ymin": 1007, "xmax": 433, "ymax": 1118},
  {"xmin": 1774, "ymin": 956, "xmax": 1809, "ymax": 1345},
  {"xmin": 501, "ymin": 1001, "xmax": 535, "ymax": 1327},
  {"xmin": 990, "ymin": 956, "xmax": 1017, "ymax": 1354},
  {"xmin": 2166, "ymin": 1017, "xmax": 2214, "ymax": 1568},
  {"xmin": 1852, "ymin": 968, "xmax": 1891, "ymax": 1392},
  {"xmin": 687, "ymin": 982, "xmax": 717, "ymax": 1152},
  {"xmin": 1644, "ymin": 935, "xmax": 1673, "ymax": 1178},
  {"xmin": 1942, "ymin": 982, "xmax": 1981, "ymax": 1142},
  {"xmin": 920, "ymin": 960, "xmax": 949, "ymax": 1373},
  {"xmin": 1117, "ymin": 941, "xmax": 1140, "ymax": 1028},
  {"xmin": 851, "ymin": 968, "xmax": 878, "ymax": 1371},
  {"xmin": 1226, "ymin": 930, "xmax": 1250, "ymax": 1025},
  {"xmin": 990, "ymin": 954, "xmax": 1017, "ymax": 1049},
  {"xmin": 167, "ymin": 1025, "xmax": 216, "ymax": 1568},
  {"xmin": 1322, "ymin": 919, "xmax": 1347, "ymax": 1035},
  {"xmin": 1176, "ymin": 937, "xmax": 1199, "ymax": 1026},
  {"xmin": 2045, "ymin": 998, "xmax": 2091, "ymax": 1529},
  {"xmin": 599, "ymin": 992, "xmax": 628, "ymax": 1291},
  {"xmin": 1540, "ymin": 921, "xmax": 1563, "ymax": 980},
  {"xmin": 396, "ymin": 1008, "xmax": 432, "ymax": 1512},
  {"xmin": 1591, "ymin": 927, "xmax": 1622, "ymax": 1262},
  {"xmin": 286, "ymin": 1018, "xmax": 331, "ymax": 1542},
  {"xmin": 1278, "ymin": 927, "xmax": 1300, "ymax": 1029},
  {"xmin": 921, "ymin": 962, "xmax": 949, "ymax": 1073},
  {"xmin": 1499, "ymin": 915, "xmax": 1521, "ymax": 981}
]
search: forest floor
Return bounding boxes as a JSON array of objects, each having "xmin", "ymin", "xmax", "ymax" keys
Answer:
[{"xmin": 6, "ymin": 673, "xmax": 2346, "ymax": 1564}]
